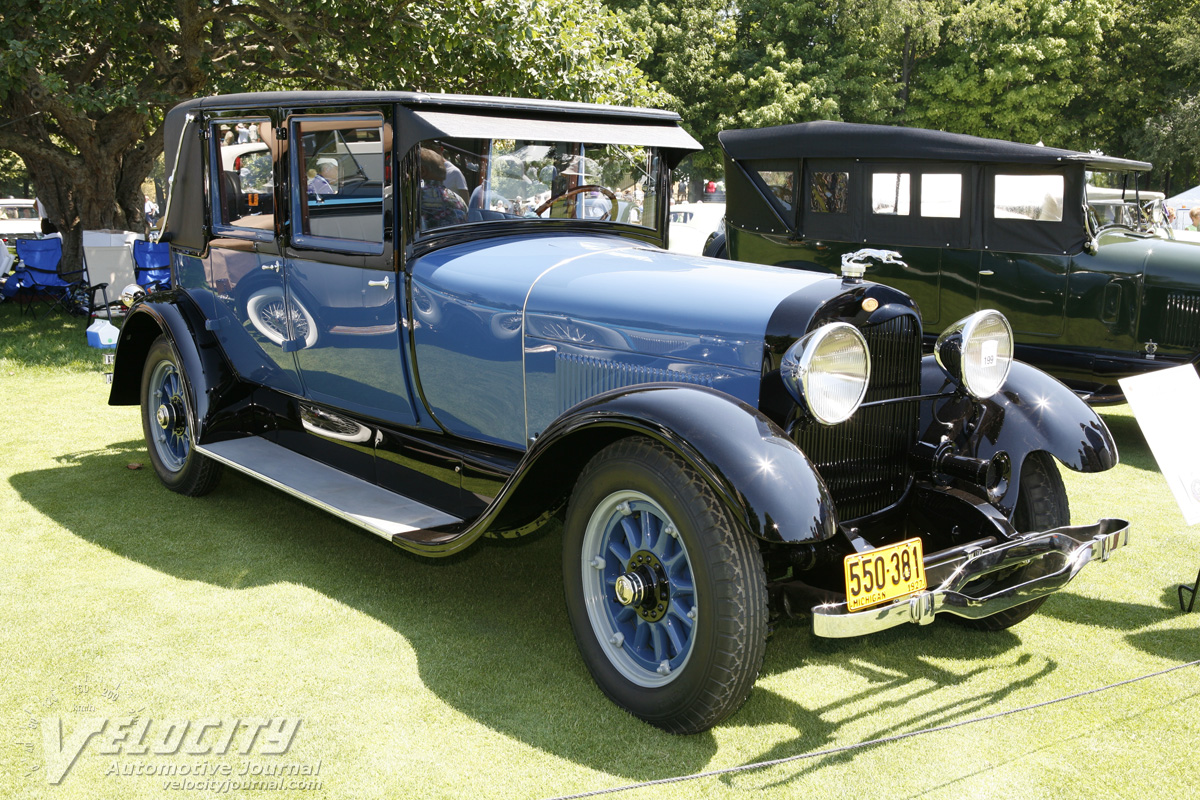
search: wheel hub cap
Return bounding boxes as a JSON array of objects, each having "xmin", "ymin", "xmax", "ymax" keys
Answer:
[
  {"xmin": 156, "ymin": 403, "xmax": 173, "ymax": 431},
  {"xmin": 614, "ymin": 570, "xmax": 651, "ymax": 607},
  {"xmin": 616, "ymin": 550, "xmax": 670, "ymax": 622}
]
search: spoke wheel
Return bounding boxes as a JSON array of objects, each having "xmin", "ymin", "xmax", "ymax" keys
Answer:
[
  {"xmin": 563, "ymin": 436, "xmax": 767, "ymax": 734},
  {"xmin": 949, "ymin": 451, "xmax": 1068, "ymax": 631},
  {"xmin": 140, "ymin": 336, "xmax": 222, "ymax": 496},
  {"xmin": 582, "ymin": 490, "xmax": 698, "ymax": 687}
]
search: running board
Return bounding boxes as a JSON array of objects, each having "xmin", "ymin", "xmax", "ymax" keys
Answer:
[{"xmin": 196, "ymin": 437, "xmax": 462, "ymax": 544}]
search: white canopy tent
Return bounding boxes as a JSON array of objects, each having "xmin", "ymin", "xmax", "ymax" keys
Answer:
[{"xmin": 1165, "ymin": 185, "xmax": 1200, "ymax": 228}]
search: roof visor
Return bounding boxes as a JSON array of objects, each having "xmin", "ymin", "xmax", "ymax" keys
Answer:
[{"xmin": 397, "ymin": 108, "xmax": 702, "ymax": 168}]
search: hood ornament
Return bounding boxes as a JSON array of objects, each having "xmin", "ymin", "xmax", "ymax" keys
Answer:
[{"xmin": 841, "ymin": 248, "xmax": 906, "ymax": 283}]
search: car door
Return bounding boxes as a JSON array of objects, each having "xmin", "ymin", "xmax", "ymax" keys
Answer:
[
  {"xmin": 204, "ymin": 112, "xmax": 303, "ymax": 396},
  {"xmin": 281, "ymin": 109, "xmax": 416, "ymax": 427},
  {"xmin": 976, "ymin": 170, "xmax": 1070, "ymax": 337}
]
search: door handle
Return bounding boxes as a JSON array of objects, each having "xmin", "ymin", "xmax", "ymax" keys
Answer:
[
  {"xmin": 368, "ymin": 275, "xmax": 390, "ymax": 290},
  {"xmin": 261, "ymin": 261, "xmax": 283, "ymax": 273},
  {"xmin": 978, "ymin": 270, "xmax": 994, "ymax": 276}
]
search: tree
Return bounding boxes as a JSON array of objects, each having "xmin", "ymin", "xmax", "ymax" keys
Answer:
[
  {"xmin": 0, "ymin": 0, "xmax": 660, "ymax": 269},
  {"xmin": 905, "ymin": 0, "xmax": 1114, "ymax": 147}
]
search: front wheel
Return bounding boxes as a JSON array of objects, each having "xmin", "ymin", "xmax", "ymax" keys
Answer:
[
  {"xmin": 563, "ymin": 437, "xmax": 767, "ymax": 734},
  {"xmin": 950, "ymin": 451, "xmax": 1069, "ymax": 631},
  {"xmin": 140, "ymin": 335, "xmax": 222, "ymax": 496}
]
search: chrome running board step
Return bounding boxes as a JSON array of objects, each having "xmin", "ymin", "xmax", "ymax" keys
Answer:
[{"xmin": 196, "ymin": 437, "xmax": 462, "ymax": 543}]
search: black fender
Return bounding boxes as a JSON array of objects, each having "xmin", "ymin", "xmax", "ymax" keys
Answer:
[
  {"xmin": 108, "ymin": 291, "xmax": 240, "ymax": 444},
  {"xmin": 702, "ymin": 230, "xmax": 727, "ymax": 259},
  {"xmin": 491, "ymin": 384, "xmax": 838, "ymax": 546},
  {"xmin": 918, "ymin": 357, "xmax": 1118, "ymax": 515}
]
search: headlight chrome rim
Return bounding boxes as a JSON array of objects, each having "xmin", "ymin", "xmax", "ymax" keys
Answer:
[
  {"xmin": 779, "ymin": 322, "xmax": 871, "ymax": 426},
  {"xmin": 935, "ymin": 309, "xmax": 1013, "ymax": 399}
]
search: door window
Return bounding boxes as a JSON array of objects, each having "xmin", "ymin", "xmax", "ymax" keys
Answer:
[
  {"xmin": 211, "ymin": 118, "xmax": 277, "ymax": 232},
  {"xmin": 292, "ymin": 117, "xmax": 388, "ymax": 249}
]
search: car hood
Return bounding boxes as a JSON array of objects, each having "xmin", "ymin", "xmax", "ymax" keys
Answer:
[
  {"xmin": 409, "ymin": 233, "xmax": 849, "ymax": 448},
  {"xmin": 519, "ymin": 235, "xmax": 840, "ymax": 370}
]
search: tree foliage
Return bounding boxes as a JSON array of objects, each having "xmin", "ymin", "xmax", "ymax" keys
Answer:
[
  {"xmin": 0, "ymin": 0, "xmax": 661, "ymax": 265},
  {"xmin": 612, "ymin": 0, "xmax": 1182, "ymax": 188}
]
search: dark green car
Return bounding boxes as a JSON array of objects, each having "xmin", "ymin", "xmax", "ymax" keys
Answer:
[{"xmin": 708, "ymin": 122, "xmax": 1200, "ymax": 401}]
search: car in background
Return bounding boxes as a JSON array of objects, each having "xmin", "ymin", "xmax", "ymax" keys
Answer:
[
  {"xmin": 709, "ymin": 121, "xmax": 1200, "ymax": 402},
  {"xmin": 108, "ymin": 93, "xmax": 1128, "ymax": 734},
  {"xmin": 0, "ymin": 198, "xmax": 40, "ymax": 252},
  {"xmin": 667, "ymin": 201, "xmax": 725, "ymax": 255}
]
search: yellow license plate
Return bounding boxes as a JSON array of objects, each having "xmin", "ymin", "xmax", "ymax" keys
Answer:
[{"xmin": 844, "ymin": 538, "xmax": 927, "ymax": 612}]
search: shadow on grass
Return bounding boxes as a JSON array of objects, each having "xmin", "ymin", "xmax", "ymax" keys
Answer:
[{"xmin": 9, "ymin": 440, "xmax": 1128, "ymax": 785}]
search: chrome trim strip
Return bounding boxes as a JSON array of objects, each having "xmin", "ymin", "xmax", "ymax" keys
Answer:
[{"xmin": 812, "ymin": 518, "xmax": 1130, "ymax": 638}]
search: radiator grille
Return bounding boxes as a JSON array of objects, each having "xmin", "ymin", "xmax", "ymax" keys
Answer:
[
  {"xmin": 791, "ymin": 314, "xmax": 922, "ymax": 521},
  {"xmin": 1162, "ymin": 291, "xmax": 1200, "ymax": 349}
]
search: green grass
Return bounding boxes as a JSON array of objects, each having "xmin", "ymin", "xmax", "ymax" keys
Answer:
[{"xmin": 1, "ymin": 300, "xmax": 1197, "ymax": 799}]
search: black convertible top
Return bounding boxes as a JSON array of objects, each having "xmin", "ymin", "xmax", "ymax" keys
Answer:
[
  {"xmin": 719, "ymin": 121, "xmax": 1151, "ymax": 172},
  {"xmin": 160, "ymin": 91, "xmax": 701, "ymax": 251}
]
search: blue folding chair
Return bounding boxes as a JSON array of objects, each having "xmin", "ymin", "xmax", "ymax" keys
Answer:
[
  {"xmin": 132, "ymin": 239, "xmax": 172, "ymax": 292},
  {"xmin": 14, "ymin": 238, "xmax": 83, "ymax": 318}
]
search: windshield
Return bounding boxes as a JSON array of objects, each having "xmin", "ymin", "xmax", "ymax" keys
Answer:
[
  {"xmin": 415, "ymin": 137, "xmax": 661, "ymax": 234},
  {"xmin": 1086, "ymin": 170, "xmax": 1162, "ymax": 233}
]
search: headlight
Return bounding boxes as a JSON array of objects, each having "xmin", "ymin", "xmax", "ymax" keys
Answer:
[
  {"xmin": 120, "ymin": 283, "xmax": 145, "ymax": 308},
  {"xmin": 935, "ymin": 310, "xmax": 1013, "ymax": 398},
  {"xmin": 780, "ymin": 322, "xmax": 870, "ymax": 425}
]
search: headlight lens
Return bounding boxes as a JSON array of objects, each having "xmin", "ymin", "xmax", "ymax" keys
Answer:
[
  {"xmin": 780, "ymin": 322, "xmax": 871, "ymax": 425},
  {"xmin": 120, "ymin": 283, "xmax": 145, "ymax": 308},
  {"xmin": 935, "ymin": 310, "xmax": 1013, "ymax": 398}
]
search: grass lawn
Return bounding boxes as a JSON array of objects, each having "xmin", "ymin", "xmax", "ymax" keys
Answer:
[{"xmin": 1, "ymin": 300, "xmax": 1197, "ymax": 799}]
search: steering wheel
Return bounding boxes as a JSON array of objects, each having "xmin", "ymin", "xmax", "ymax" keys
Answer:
[{"xmin": 535, "ymin": 185, "xmax": 617, "ymax": 221}]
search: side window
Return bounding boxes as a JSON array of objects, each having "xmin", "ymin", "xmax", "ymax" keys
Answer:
[
  {"xmin": 755, "ymin": 169, "xmax": 796, "ymax": 215},
  {"xmin": 994, "ymin": 174, "xmax": 1064, "ymax": 222},
  {"xmin": 415, "ymin": 137, "xmax": 661, "ymax": 233},
  {"xmin": 920, "ymin": 173, "xmax": 963, "ymax": 218},
  {"xmin": 810, "ymin": 172, "xmax": 849, "ymax": 214},
  {"xmin": 294, "ymin": 117, "xmax": 387, "ymax": 245},
  {"xmin": 871, "ymin": 173, "xmax": 911, "ymax": 215},
  {"xmin": 212, "ymin": 118, "xmax": 276, "ymax": 231}
]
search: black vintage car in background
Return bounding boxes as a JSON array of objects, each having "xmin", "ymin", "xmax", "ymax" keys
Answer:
[
  {"xmin": 108, "ymin": 93, "xmax": 1129, "ymax": 734},
  {"xmin": 708, "ymin": 122, "xmax": 1200, "ymax": 402}
]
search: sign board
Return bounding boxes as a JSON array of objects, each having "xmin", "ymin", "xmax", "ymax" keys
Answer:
[{"xmin": 1119, "ymin": 365, "xmax": 1200, "ymax": 526}]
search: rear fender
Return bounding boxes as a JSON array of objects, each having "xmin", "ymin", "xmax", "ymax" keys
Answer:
[
  {"xmin": 108, "ymin": 292, "xmax": 239, "ymax": 443},
  {"xmin": 495, "ymin": 385, "xmax": 838, "ymax": 545}
]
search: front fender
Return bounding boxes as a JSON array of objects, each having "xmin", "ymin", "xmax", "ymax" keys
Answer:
[
  {"xmin": 919, "ymin": 358, "xmax": 1119, "ymax": 514},
  {"xmin": 108, "ymin": 291, "xmax": 238, "ymax": 443},
  {"xmin": 501, "ymin": 384, "xmax": 838, "ymax": 545}
]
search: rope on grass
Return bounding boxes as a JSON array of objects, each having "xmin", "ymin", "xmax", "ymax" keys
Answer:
[{"xmin": 547, "ymin": 657, "xmax": 1200, "ymax": 800}]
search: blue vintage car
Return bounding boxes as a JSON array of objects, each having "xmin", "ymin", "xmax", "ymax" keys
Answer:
[{"xmin": 109, "ymin": 92, "xmax": 1130, "ymax": 734}]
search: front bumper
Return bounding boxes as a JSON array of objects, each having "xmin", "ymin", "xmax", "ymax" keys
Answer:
[{"xmin": 812, "ymin": 518, "xmax": 1130, "ymax": 638}]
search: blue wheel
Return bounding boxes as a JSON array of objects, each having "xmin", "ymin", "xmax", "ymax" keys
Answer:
[
  {"xmin": 564, "ymin": 437, "xmax": 767, "ymax": 734},
  {"xmin": 140, "ymin": 336, "xmax": 222, "ymax": 496},
  {"xmin": 581, "ymin": 489, "xmax": 697, "ymax": 687}
]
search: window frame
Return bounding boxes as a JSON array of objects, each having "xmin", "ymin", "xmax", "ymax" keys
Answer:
[{"xmin": 287, "ymin": 113, "xmax": 389, "ymax": 257}]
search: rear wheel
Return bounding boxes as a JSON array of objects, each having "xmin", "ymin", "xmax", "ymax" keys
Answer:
[
  {"xmin": 140, "ymin": 336, "xmax": 222, "ymax": 496},
  {"xmin": 563, "ymin": 436, "xmax": 767, "ymax": 734},
  {"xmin": 951, "ymin": 451, "xmax": 1068, "ymax": 631}
]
